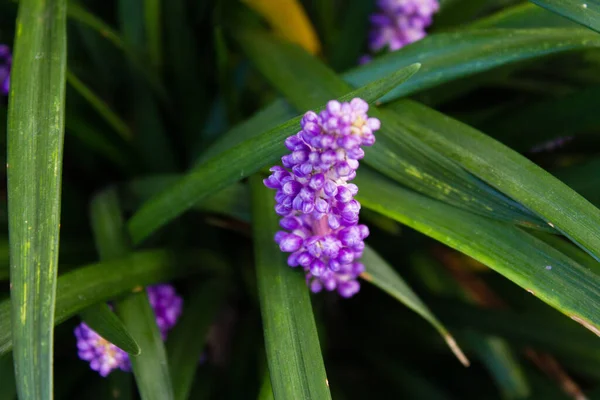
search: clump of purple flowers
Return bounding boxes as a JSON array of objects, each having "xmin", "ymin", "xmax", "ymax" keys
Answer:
[
  {"xmin": 367, "ymin": 0, "xmax": 439, "ymax": 57},
  {"xmin": 264, "ymin": 98, "xmax": 380, "ymax": 298},
  {"xmin": 0, "ymin": 45, "xmax": 11, "ymax": 95},
  {"xmin": 74, "ymin": 284, "xmax": 183, "ymax": 377},
  {"xmin": 148, "ymin": 283, "xmax": 184, "ymax": 340}
]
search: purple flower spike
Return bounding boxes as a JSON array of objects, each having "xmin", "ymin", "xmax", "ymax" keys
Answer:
[
  {"xmin": 147, "ymin": 284, "xmax": 184, "ymax": 340},
  {"xmin": 74, "ymin": 323, "xmax": 131, "ymax": 377},
  {"xmin": 0, "ymin": 44, "xmax": 12, "ymax": 96},
  {"xmin": 264, "ymin": 98, "xmax": 380, "ymax": 298},
  {"xmin": 363, "ymin": 0, "xmax": 439, "ymax": 61},
  {"xmin": 75, "ymin": 283, "xmax": 183, "ymax": 376}
]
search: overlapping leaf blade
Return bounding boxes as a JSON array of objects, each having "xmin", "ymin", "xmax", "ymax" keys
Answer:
[
  {"xmin": 354, "ymin": 168, "xmax": 600, "ymax": 334},
  {"xmin": 231, "ymin": 27, "xmax": 548, "ymax": 230},
  {"xmin": 343, "ymin": 28, "xmax": 600, "ymax": 103},
  {"xmin": 0, "ymin": 249, "xmax": 224, "ymax": 354},
  {"xmin": 127, "ymin": 62, "xmax": 421, "ymax": 243},
  {"xmin": 361, "ymin": 247, "xmax": 469, "ymax": 365},
  {"xmin": 7, "ymin": 0, "xmax": 67, "ymax": 397},
  {"xmin": 388, "ymin": 99, "xmax": 600, "ymax": 263},
  {"xmin": 250, "ymin": 175, "xmax": 331, "ymax": 400},
  {"xmin": 529, "ymin": 0, "xmax": 600, "ymax": 33},
  {"xmin": 79, "ymin": 303, "xmax": 141, "ymax": 355},
  {"xmin": 167, "ymin": 280, "xmax": 228, "ymax": 400},
  {"xmin": 91, "ymin": 189, "xmax": 174, "ymax": 400}
]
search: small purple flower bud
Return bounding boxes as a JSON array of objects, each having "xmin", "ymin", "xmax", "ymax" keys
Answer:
[
  {"xmin": 310, "ymin": 259, "xmax": 326, "ymax": 276},
  {"xmin": 323, "ymin": 180, "xmax": 338, "ymax": 197},
  {"xmin": 282, "ymin": 180, "xmax": 302, "ymax": 196},
  {"xmin": 285, "ymin": 135, "xmax": 301, "ymax": 151},
  {"xmin": 339, "ymin": 226, "xmax": 362, "ymax": 247},
  {"xmin": 297, "ymin": 252, "xmax": 313, "ymax": 267},
  {"xmin": 336, "ymin": 161, "xmax": 352, "ymax": 177},
  {"xmin": 309, "ymin": 173, "xmax": 325, "ymax": 190},
  {"xmin": 321, "ymin": 150, "xmax": 337, "ymax": 165},
  {"xmin": 337, "ymin": 248, "xmax": 355, "ymax": 265},
  {"xmin": 310, "ymin": 280, "xmax": 323, "ymax": 293},
  {"xmin": 279, "ymin": 234, "xmax": 303, "ymax": 252},
  {"xmin": 338, "ymin": 281, "xmax": 360, "ymax": 298},
  {"xmin": 274, "ymin": 231, "xmax": 288, "ymax": 243},
  {"xmin": 336, "ymin": 186, "xmax": 354, "ymax": 203},
  {"xmin": 328, "ymin": 214, "xmax": 341, "ymax": 230},
  {"xmin": 358, "ymin": 224, "xmax": 370, "ymax": 239},
  {"xmin": 280, "ymin": 216, "xmax": 301, "ymax": 230},
  {"xmin": 315, "ymin": 198, "xmax": 330, "ymax": 213},
  {"xmin": 288, "ymin": 252, "xmax": 300, "ymax": 267}
]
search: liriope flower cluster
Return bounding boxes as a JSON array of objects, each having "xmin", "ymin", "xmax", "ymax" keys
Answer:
[
  {"xmin": 362, "ymin": 0, "xmax": 439, "ymax": 63},
  {"xmin": 0, "ymin": 45, "xmax": 11, "ymax": 95},
  {"xmin": 264, "ymin": 98, "xmax": 380, "ymax": 298},
  {"xmin": 74, "ymin": 284, "xmax": 183, "ymax": 377}
]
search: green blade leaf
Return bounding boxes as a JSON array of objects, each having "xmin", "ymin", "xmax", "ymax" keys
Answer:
[
  {"xmin": 127, "ymin": 62, "xmax": 420, "ymax": 244},
  {"xmin": 67, "ymin": 70, "xmax": 133, "ymax": 141},
  {"xmin": 91, "ymin": 188, "xmax": 174, "ymax": 400},
  {"xmin": 360, "ymin": 247, "xmax": 469, "ymax": 366},
  {"xmin": 7, "ymin": 0, "xmax": 67, "ymax": 397},
  {"xmin": 144, "ymin": 0, "xmax": 162, "ymax": 68},
  {"xmin": 354, "ymin": 168, "xmax": 600, "ymax": 336},
  {"xmin": 231, "ymin": 27, "xmax": 548, "ymax": 230},
  {"xmin": 66, "ymin": 1, "xmax": 166, "ymax": 98},
  {"xmin": 123, "ymin": 175, "xmax": 472, "ymax": 364},
  {"xmin": 117, "ymin": 293, "xmax": 174, "ymax": 400},
  {"xmin": 79, "ymin": 303, "xmax": 141, "ymax": 355},
  {"xmin": 343, "ymin": 28, "xmax": 600, "ymax": 104},
  {"xmin": 529, "ymin": 0, "xmax": 600, "ymax": 33},
  {"xmin": 468, "ymin": 3, "xmax": 577, "ymax": 29},
  {"xmin": 0, "ymin": 249, "xmax": 225, "ymax": 355},
  {"xmin": 250, "ymin": 175, "xmax": 331, "ymax": 400},
  {"xmin": 388, "ymin": 99, "xmax": 600, "ymax": 263},
  {"xmin": 167, "ymin": 280, "xmax": 228, "ymax": 400}
]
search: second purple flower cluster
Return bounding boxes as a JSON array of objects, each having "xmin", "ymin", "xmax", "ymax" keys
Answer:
[
  {"xmin": 364, "ymin": 0, "xmax": 439, "ymax": 62},
  {"xmin": 264, "ymin": 98, "xmax": 380, "ymax": 298},
  {"xmin": 0, "ymin": 44, "xmax": 11, "ymax": 95},
  {"xmin": 75, "ymin": 284, "xmax": 183, "ymax": 377}
]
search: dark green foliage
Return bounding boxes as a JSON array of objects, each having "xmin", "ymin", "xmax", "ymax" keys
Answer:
[{"xmin": 2, "ymin": 0, "xmax": 600, "ymax": 399}]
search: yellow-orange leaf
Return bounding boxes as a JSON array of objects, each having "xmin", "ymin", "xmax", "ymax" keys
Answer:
[{"xmin": 242, "ymin": 0, "xmax": 321, "ymax": 54}]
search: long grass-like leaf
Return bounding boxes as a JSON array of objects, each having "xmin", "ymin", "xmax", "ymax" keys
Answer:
[
  {"xmin": 0, "ymin": 249, "xmax": 225, "ymax": 354},
  {"xmin": 232, "ymin": 28, "xmax": 548, "ymax": 230},
  {"xmin": 167, "ymin": 281, "xmax": 228, "ymax": 400},
  {"xmin": 361, "ymin": 247, "xmax": 469, "ymax": 366},
  {"xmin": 127, "ymin": 63, "xmax": 420, "ymax": 243},
  {"xmin": 251, "ymin": 175, "xmax": 331, "ymax": 400},
  {"xmin": 354, "ymin": 169, "xmax": 600, "ymax": 335},
  {"xmin": 389, "ymin": 99, "xmax": 600, "ymax": 263},
  {"xmin": 66, "ymin": 2, "xmax": 166, "ymax": 98},
  {"xmin": 67, "ymin": 70, "xmax": 133, "ymax": 141},
  {"xmin": 79, "ymin": 303, "xmax": 141, "ymax": 355},
  {"xmin": 91, "ymin": 188, "xmax": 174, "ymax": 400},
  {"xmin": 529, "ymin": 0, "xmax": 600, "ymax": 33},
  {"xmin": 122, "ymin": 176, "xmax": 469, "ymax": 364},
  {"xmin": 343, "ymin": 28, "xmax": 600, "ymax": 103},
  {"xmin": 7, "ymin": 0, "xmax": 67, "ymax": 397}
]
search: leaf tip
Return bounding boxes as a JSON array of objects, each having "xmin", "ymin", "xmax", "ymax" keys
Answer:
[
  {"xmin": 444, "ymin": 334, "xmax": 470, "ymax": 367},
  {"xmin": 571, "ymin": 316, "xmax": 600, "ymax": 337}
]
